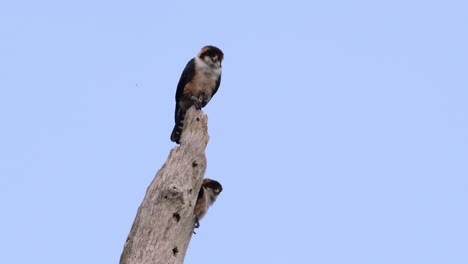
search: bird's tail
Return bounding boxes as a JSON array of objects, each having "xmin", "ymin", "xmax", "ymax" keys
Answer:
[{"xmin": 170, "ymin": 111, "xmax": 185, "ymax": 144}]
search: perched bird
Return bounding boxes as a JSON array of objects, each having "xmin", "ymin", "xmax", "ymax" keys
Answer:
[
  {"xmin": 193, "ymin": 178, "xmax": 223, "ymax": 229},
  {"xmin": 171, "ymin": 45, "xmax": 224, "ymax": 144}
]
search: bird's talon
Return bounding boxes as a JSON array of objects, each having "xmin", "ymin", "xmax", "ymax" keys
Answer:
[{"xmin": 191, "ymin": 96, "xmax": 202, "ymax": 110}]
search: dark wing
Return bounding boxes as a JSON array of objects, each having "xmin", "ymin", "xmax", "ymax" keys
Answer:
[
  {"xmin": 211, "ymin": 73, "xmax": 222, "ymax": 98},
  {"xmin": 174, "ymin": 58, "xmax": 196, "ymax": 121}
]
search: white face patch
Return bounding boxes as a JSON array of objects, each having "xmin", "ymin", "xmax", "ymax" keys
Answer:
[{"xmin": 195, "ymin": 56, "xmax": 222, "ymax": 79}]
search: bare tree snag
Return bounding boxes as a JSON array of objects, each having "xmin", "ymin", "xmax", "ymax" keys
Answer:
[{"xmin": 120, "ymin": 106, "xmax": 210, "ymax": 264}]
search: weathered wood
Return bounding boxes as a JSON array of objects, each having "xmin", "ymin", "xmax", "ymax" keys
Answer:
[{"xmin": 120, "ymin": 106, "xmax": 210, "ymax": 264}]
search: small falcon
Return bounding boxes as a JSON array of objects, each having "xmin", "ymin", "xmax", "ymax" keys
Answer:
[
  {"xmin": 171, "ymin": 45, "xmax": 224, "ymax": 144},
  {"xmin": 193, "ymin": 178, "xmax": 223, "ymax": 229}
]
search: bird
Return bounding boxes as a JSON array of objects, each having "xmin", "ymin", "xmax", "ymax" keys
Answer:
[
  {"xmin": 193, "ymin": 178, "xmax": 223, "ymax": 229},
  {"xmin": 171, "ymin": 45, "xmax": 224, "ymax": 144}
]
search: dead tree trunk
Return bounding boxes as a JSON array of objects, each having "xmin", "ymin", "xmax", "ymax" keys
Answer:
[{"xmin": 120, "ymin": 107, "xmax": 210, "ymax": 264}]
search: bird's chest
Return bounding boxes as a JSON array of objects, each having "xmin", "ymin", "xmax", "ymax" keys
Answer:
[
  {"xmin": 185, "ymin": 69, "xmax": 219, "ymax": 96},
  {"xmin": 197, "ymin": 73, "xmax": 217, "ymax": 89}
]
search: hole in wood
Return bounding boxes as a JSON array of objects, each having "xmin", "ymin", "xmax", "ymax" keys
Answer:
[
  {"xmin": 192, "ymin": 161, "xmax": 198, "ymax": 167},
  {"xmin": 173, "ymin": 247, "xmax": 179, "ymax": 256},
  {"xmin": 173, "ymin": 213, "xmax": 180, "ymax": 222},
  {"xmin": 196, "ymin": 117, "xmax": 200, "ymax": 121}
]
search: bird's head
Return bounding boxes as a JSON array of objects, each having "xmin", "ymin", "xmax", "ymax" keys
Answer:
[
  {"xmin": 202, "ymin": 178, "xmax": 223, "ymax": 196},
  {"xmin": 198, "ymin": 45, "xmax": 224, "ymax": 68}
]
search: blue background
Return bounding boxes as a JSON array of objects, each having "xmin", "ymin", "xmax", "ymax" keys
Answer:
[{"xmin": 1, "ymin": 1, "xmax": 467, "ymax": 263}]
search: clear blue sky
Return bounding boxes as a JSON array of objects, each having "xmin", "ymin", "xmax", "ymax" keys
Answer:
[{"xmin": 1, "ymin": 1, "xmax": 467, "ymax": 263}]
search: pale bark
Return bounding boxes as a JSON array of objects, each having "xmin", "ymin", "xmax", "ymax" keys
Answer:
[{"xmin": 120, "ymin": 106, "xmax": 210, "ymax": 264}]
